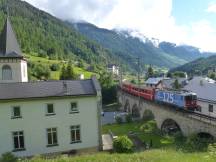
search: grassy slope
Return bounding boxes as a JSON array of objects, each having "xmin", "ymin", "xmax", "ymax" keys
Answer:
[
  {"xmin": 21, "ymin": 121, "xmax": 214, "ymax": 162},
  {"xmin": 26, "ymin": 55, "xmax": 95, "ymax": 80},
  {"xmin": 23, "ymin": 149, "xmax": 212, "ymax": 162}
]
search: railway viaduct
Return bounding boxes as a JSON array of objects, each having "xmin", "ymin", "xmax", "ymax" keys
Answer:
[{"xmin": 118, "ymin": 90, "xmax": 216, "ymax": 138}]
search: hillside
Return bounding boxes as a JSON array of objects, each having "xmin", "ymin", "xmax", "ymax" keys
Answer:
[
  {"xmin": 71, "ymin": 22, "xmax": 214, "ymax": 68},
  {"xmin": 170, "ymin": 55, "xmax": 216, "ymax": 75},
  {"xmin": 0, "ymin": 0, "xmax": 114, "ymax": 67}
]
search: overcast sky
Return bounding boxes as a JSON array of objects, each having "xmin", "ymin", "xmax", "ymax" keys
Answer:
[{"xmin": 24, "ymin": 0, "xmax": 216, "ymax": 52}]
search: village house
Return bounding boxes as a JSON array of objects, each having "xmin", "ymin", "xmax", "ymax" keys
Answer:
[
  {"xmin": 107, "ymin": 64, "xmax": 119, "ymax": 76},
  {"xmin": 0, "ymin": 17, "xmax": 102, "ymax": 157},
  {"xmin": 184, "ymin": 76, "xmax": 216, "ymax": 117}
]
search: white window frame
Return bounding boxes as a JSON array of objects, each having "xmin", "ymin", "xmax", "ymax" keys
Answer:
[
  {"xmin": 11, "ymin": 106, "xmax": 22, "ymax": 119},
  {"xmin": 46, "ymin": 128, "xmax": 58, "ymax": 147},
  {"xmin": 70, "ymin": 102, "xmax": 79, "ymax": 113},
  {"xmin": 70, "ymin": 125, "xmax": 81, "ymax": 143},
  {"xmin": 46, "ymin": 103, "xmax": 55, "ymax": 116},
  {"xmin": 12, "ymin": 131, "xmax": 25, "ymax": 151}
]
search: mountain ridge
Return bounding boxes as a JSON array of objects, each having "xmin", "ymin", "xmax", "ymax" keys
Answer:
[{"xmin": 71, "ymin": 22, "xmax": 215, "ymax": 69}]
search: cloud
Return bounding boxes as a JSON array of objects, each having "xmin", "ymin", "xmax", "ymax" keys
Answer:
[
  {"xmin": 206, "ymin": 3, "xmax": 216, "ymax": 13},
  {"xmin": 24, "ymin": 0, "xmax": 216, "ymax": 52}
]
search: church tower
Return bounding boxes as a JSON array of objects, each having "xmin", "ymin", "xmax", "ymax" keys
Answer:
[{"xmin": 0, "ymin": 17, "xmax": 28, "ymax": 83}]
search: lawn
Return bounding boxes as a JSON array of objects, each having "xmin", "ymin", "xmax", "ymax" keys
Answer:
[
  {"xmin": 25, "ymin": 55, "xmax": 95, "ymax": 80},
  {"xmin": 102, "ymin": 121, "xmax": 174, "ymax": 148},
  {"xmin": 21, "ymin": 150, "xmax": 213, "ymax": 162},
  {"xmin": 17, "ymin": 121, "xmax": 215, "ymax": 162}
]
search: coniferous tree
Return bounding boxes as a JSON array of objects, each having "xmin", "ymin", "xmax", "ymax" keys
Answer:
[
  {"xmin": 147, "ymin": 65, "xmax": 154, "ymax": 78},
  {"xmin": 60, "ymin": 64, "xmax": 67, "ymax": 80}
]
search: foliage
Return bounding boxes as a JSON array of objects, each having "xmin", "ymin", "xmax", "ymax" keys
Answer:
[
  {"xmin": 99, "ymin": 71, "xmax": 117, "ymax": 104},
  {"xmin": 20, "ymin": 150, "xmax": 215, "ymax": 162},
  {"xmin": 115, "ymin": 116, "xmax": 123, "ymax": 124},
  {"xmin": 140, "ymin": 120, "xmax": 158, "ymax": 134},
  {"xmin": 0, "ymin": 152, "xmax": 17, "ymax": 162},
  {"xmin": 173, "ymin": 79, "xmax": 181, "ymax": 90},
  {"xmin": 170, "ymin": 55, "xmax": 216, "ymax": 76},
  {"xmin": 147, "ymin": 65, "xmax": 154, "ymax": 78},
  {"xmin": 208, "ymin": 143, "xmax": 216, "ymax": 159},
  {"xmin": 125, "ymin": 114, "xmax": 132, "ymax": 123},
  {"xmin": 31, "ymin": 63, "xmax": 51, "ymax": 80},
  {"xmin": 179, "ymin": 134, "xmax": 214, "ymax": 152},
  {"xmin": 60, "ymin": 61, "xmax": 77, "ymax": 80},
  {"xmin": 113, "ymin": 136, "xmax": 134, "ymax": 153},
  {"xmin": 0, "ymin": 0, "xmax": 116, "ymax": 70},
  {"xmin": 50, "ymin": 63, "xmax": 60, "ymax": 71},
  {"xmin": 173, "ymin": 71, "xmax": 186, "ymax": 78},
  {"xmin": 208, "ymin": 72, "xmax": 216, "ymax": 80},
  {"xmin": 142, "ymin": 110, "xmax": 155, "ymax": 121}
]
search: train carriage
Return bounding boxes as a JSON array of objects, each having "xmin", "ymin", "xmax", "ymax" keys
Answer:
[{"xmin": 154, "ymin": 90, "xmax": 197, "ymax": 111}]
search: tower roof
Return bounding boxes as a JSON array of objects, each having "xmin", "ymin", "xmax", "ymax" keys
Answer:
[{"xmin": 0, "ymin": 17, "xmax": 23, "ymax": 58}]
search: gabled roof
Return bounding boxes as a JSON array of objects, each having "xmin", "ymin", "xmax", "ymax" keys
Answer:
[
  {"xmin": 0, "ymin": 17, "xmax": 23, "ymax": 58},
  {"xmin": 0, "ymin": 78, "xmax": 101, "ymax": 101},
  {"xmin": 184, "ymin": 77, "xmax": 216, "ymax": 102},
  {"xmin": 145, "ymin": 77, "xmax": 164, "ymax": 85}
]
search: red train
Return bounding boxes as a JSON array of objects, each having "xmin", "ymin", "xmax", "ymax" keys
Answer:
[
  {"xmin": 121, "ymin": 83, "xmax": 198, "ymax": 111},
  {"xmin": 121, "ymin": 83, "xmax": 155, "ymax": 101}
]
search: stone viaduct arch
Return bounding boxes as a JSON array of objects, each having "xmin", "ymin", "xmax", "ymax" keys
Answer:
[{"xmin": 118, "ymin": 90, "xmax": 216, "ymax": 138}]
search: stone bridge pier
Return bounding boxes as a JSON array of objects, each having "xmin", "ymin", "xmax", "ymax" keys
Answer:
[{"xmin": 118, "ymin": 90, "xmax": 216, "ymax": 138}]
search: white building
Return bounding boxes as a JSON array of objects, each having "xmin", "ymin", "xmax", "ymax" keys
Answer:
[
  {"xmin": 184, "ymin": 77, "xmax": 216, "ymax": 117},
  {"xmin": 0, "ymin": 18, "xmax": 28, "ymax": 83},
  {"xmin": 107, "ymin": 64, "xmax": 119, "ymax": 76},
  {"xmin": 0, "ymin": 18, "xmax": 102, "ymax": 157}
]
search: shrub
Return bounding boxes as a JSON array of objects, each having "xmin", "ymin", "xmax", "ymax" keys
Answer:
[
  {"xmin": 0, "ymin": 152, "xmax": 17, "ymax": 162},
  {"xmin": 208, "ymin": 143, "xmax": 216, "ymax": 159},
  {"xmin": 125, "ymin": 114, "xmax": 132, "ymax": 123},
  {"xmin": 50, "ymin": 63, "xmax": 60, "ymax": 71},
  {"xmin": 140, "ymin": 120, "xmax": 158, "ymax": 133},
  {"xmin": 142, "ymin": 110, "xmax": 154, "ymax": 121},
  {"xmin": 113, "ymin": 136, "xmax": 133, "ymax": 153},
  {"xmin": 185, "ymin": 134, "xmax": 211, "ymax": 152},
  {"xmin": 115, "ymin": 116, "xmax": 123, "ymax": 124}
]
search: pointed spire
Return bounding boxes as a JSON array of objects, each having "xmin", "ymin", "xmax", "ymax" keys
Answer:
[{"xmin": 0, "ymin": 16, "xmax": 23, "ymax": 58}]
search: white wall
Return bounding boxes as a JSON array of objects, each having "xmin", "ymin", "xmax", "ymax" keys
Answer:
[
  {"xmin": 0, "ymin": 59, "xmax": 28, "ymax": 83},
  {"xmin": 196, "ymin": 100, "xmax": 216, "ymax": 117},
  {"xmin": 0, "ymin": 96, "xmax": 99, "ymax": 157}
]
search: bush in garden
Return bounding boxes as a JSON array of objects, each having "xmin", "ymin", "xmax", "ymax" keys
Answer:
[
  {"xmin": 113, "ymin": 136, "xmax": 134, "ymax": 153},
  {"xmin": 115, "ymin": 116, "xmax": 123, "ymax": 124},
  {"xmin": 0, "ymin": 152, "xmax": 17, "ymax": 162},
  {"xmin": 125, "ymin": 114, "xmax": 132, "ymax": 123},
  {"xmin": 208, "ymin": 143, "xmax": 216, "ymax": 159}
]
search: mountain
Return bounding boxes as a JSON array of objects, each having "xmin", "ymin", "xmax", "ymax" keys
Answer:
[
  {"xmin": 170, "ymin": 55, "xmax": 216, "ymax": 75},
  {"xmin": 0, "ymin": 0, "xmax": 115, "ymax": 66},
  {"xmin": 71, "ymin": 22, "xmax": 215, "ymax": 68}
]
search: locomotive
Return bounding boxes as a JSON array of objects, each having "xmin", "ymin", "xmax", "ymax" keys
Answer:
[{"xmin": 121, "ymin": 83, "xmax": 198, "ymax": 111}]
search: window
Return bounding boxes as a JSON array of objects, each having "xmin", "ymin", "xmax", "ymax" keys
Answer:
[
  {"xmin": 46, "ymin": 128, "xmax": 58, "ymax": 147},
  {"xmin": 12, "ymin": 106, "xmax": 21, "ymax": 119},
  {"xmin": 70, "ymin": 125, "xmax": 81, "ymax": 143},
  {"xmin": 12, "ymin": 131, "xmax": 25, "ymax": 151},
  {"xmin": 2, "ymin": 65, "xmax": 12, "ymax": 80},
  {"xmin": 46, "ymin": 104, "xmax": 55, "ymax": 116},
  {"xmin": 209, "ymin": 104, "xmax": 214, "ymax": 113},
  {"xmin": 70, "ymin": 102, "xmax": 78, "ymax": 113}
]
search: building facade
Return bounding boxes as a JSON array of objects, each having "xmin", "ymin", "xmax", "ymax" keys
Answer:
[
  {"xmin": 0, "ymin": 17, "xmax": 102, "ymax": 157},
  {"xmin": 0, "ymin": 80, "xmax": 101, "ymax": 157},
  {"xmin": 184, "ymin": 77, "xmax": 216, "ymax": 117},
  {"xmin": 107, "ymin": 64, "xmax": 119, "ymax": 76}
]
